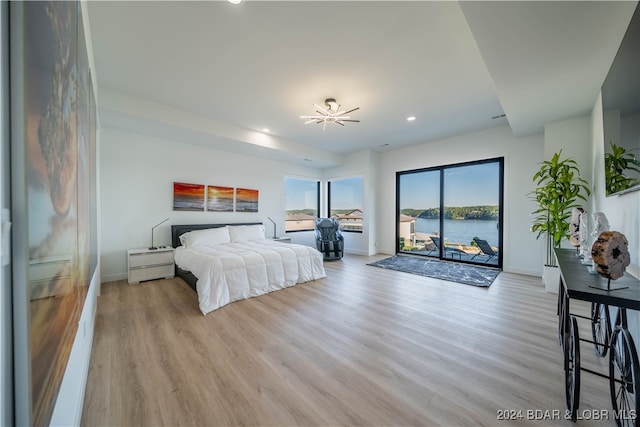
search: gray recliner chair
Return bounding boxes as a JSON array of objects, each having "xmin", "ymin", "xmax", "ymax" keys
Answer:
[{"xmin": 315, "ymin": 217, "xmax": 344, "ymax": 260}]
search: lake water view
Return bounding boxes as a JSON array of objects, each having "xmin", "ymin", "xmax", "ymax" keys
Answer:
[{"xmin": 416, "ymin": 218, "xmax": 499, "ymax": 248}]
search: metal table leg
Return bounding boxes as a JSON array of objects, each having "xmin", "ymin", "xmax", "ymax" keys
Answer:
[
  {"xmin": 609, "ymin": 309, "xmax": 639, "ymax": 427},
  {"xmin": 564, "ymin": 315, "xmax": 581, "ymax": 421},
  {"xmin": 591, "ymin": 302, "xmax": 612, "ymax": 357}
]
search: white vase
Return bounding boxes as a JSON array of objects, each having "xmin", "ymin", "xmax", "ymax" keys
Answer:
[{"xmin": 543, "ymin": 265, "xmax": 561, "ymax": 293}]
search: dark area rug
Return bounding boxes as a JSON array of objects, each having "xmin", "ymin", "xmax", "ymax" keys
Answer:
[{"xmin": 367, "ymin": 255, "xmax": 500, "ymax": 287}]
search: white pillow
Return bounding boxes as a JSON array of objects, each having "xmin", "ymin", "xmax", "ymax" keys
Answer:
[
  {"xmin": 180, "ymin": 227, "xmax": 230, "ymax": 248},
  {"xmin": 245, "ymin": 224, "xmax": 266, "ymax": 241},
  {"xmin": 229, "ymin": 224, "xmax": 265, "ymax": 242}
]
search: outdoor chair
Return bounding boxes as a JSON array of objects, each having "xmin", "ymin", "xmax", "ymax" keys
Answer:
[
  {"xmin": 429, "ymin": 236, "xmax": 465, "ymax": 260},
  {"xmin": 315, "ymin": 217, "xmax": 344, "ymax": 261},
  {"xmin": 471, "ymin": 237, "xmax": 499, "ymax": 263}
]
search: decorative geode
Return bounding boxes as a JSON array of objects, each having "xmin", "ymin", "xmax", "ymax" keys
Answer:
[
  {"xmin": 591, "ymin": 231, "xmax": 631, "ymax": 280},
  {"xmin": 579, "ymin": 212, "xmax": 591, "ymax": 261},
  {"xmin": 569, "ymin": 207, "xmax": 584, "ymax": 247}
]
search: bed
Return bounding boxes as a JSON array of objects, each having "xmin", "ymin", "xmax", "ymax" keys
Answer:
[{"xmin": 171, "ymin": 223, "xmax": 326, "ymax": 315}]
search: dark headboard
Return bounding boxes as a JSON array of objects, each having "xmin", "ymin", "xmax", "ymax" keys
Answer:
[{"xmin": 171, "ymin": 223, "xmax": 262, "ymax": 248}]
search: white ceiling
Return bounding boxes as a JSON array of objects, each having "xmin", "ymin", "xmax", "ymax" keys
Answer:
[{"xmin": 87, "ymin": 1, "xmax": 637, "ymax": 166}]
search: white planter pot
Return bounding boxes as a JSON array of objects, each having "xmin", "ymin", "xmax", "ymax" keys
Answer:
[{"xmin": 543, "ymin": 265, "xmax": 561, "ymax": 293}]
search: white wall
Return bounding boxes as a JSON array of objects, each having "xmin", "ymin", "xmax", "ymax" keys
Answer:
[
  {"xmin": 324, "ymin": 150, "xmax": 379, "ymax": 256},
  {"xmin": 544, "ymin": 116, "xmax": 592, "ymax": 196},
  {"xmin": 377, "ymin": 124, "xmax": 545, "ymax": 276},
  {"xmin": 100, "ymin": 126, "xmax": 323, "ymax": 281}
]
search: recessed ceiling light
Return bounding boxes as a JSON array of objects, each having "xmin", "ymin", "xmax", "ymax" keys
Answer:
[
  {"xmin": 228, "ymin": 0, "xmax": 243, "ymax": 4},
  {"xmin": 406, "ymin": 116, "xmax": 416, "ymax": 122},
  {"xmin": 261, "ymin": 128, "xmax": 270, "ymax": 133}
]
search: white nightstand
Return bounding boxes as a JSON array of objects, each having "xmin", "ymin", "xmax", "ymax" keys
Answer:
[
  {"xmin": 127, "ymin": 247, "xmax": 175, "ymax": 284},
  {"xmin": 270, "ymin": 236, "xmax": 291, "ymax": 243}
]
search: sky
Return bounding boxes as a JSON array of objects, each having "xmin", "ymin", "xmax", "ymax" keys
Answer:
[
  {"xmin": 286, "ymin": 162, "xmax": 498, "ymax": 212},
  {"xmin": 329, "ymin": 177, "xmax": 363, "ymax": 210},
  {"xmin": 399, "ymin": 161, "xmax": 500, "ymax": 209},
  {"xmin": 285, "ymin": 177, "xmax": 318, "ymax": 210},
  {"xmin": 286, "ymin": 176, "xmax": 364, "ymax": 210}
]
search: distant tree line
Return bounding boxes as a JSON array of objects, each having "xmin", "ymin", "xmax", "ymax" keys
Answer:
[
  {"xmin": 401, "ymin": 205, "xmax": 498, "ymax": 220},
  {"xmin": 330, "ymin": 209, "xmax": 359, "ymax": 215},
  {"xmin": 286, "ymin": 209, "xmax": 317, "ymax": 216},
  {"xmin": 286, "ymin": 208, "xmax": 361, "ymax": 217}
]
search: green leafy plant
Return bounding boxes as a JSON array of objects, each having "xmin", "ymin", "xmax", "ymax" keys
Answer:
[
  {"xmin": 530, "ymin": 150, "xmax": 591, "ymax": 266},
  {"xmin": 605, "ymin": 142, "xmax": 640, "ymax": 195}
]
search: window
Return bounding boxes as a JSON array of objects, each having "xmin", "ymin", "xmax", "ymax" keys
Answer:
[
  {"xmin": 285, "ymin": 177, "xmax": 319, "ymax": 232},
  {"xmin": 396, "ymin": 158, "xmax": 503, "ymax": 267},
  {"xmin": 328, "ymin": 176, "xmax": 363, "ymax": 233}
]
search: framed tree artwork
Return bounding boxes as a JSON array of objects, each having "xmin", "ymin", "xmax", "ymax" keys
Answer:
[{"xmin": 10, "ymin": 2, "xmax": 98, "ymax": 425}]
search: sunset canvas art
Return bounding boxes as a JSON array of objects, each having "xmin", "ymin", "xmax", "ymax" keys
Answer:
[
  {"xmin": 173, "ymin": 182, "xmax": 205, "ymax": 211},
  {"xmin": 235, "ymin": 188, "xmax": 259, "ymax": 212},
  {"xmin": 206, "ymin": 185, "xmax": 234, "ymax": 212}
]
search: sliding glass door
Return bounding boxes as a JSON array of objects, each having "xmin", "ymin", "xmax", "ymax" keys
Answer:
[
  {"xmin": 442, "ymin": 160, "xmax": 502, "ymax": 266},
  {"xmin": 397, "ymin": 158, "xmax": 503, "ymax": 268},
  {"xmin": 398, "ymin": 170, "xmax": 440, "ymax": 253}
]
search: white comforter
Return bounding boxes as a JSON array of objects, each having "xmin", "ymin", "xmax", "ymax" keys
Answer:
[{"xmin": 174, "ymin": 240, "xmax": 326, "ymax": 315}]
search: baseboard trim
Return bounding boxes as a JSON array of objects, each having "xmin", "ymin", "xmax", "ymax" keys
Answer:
[
  {"xmin": 101, "ymin": 272, "xmax": 127, "ymax": 283},
  {"xmin": 344, "ymin": 249, "xmax": 370, "ymax": 256},
  {"xmin": 502, "ymin": 267, "xmax": 542, "ymax": 278},
  {"xmin": 50, "ymin": 270, "xmax": 99, "ymax": 426}
]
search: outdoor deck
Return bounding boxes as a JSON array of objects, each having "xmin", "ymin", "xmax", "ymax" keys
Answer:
[
  {"xmin": 401, "ymin": 234, "xmax": 500, "ymax": 267},
  {"xmin": 400, "ymin": 249, "xmax": 499, "ymax": 267}
]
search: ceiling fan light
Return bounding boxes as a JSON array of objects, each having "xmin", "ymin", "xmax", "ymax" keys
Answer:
[
  {"xmin": 326, "ymin": 100, "xmax": 339, "ymax": 112},
  {"xmin": 301, "ymin": 98, "xmax": 359, "ymax": 128}
]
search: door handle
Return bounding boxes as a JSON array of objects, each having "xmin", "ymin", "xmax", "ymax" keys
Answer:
[{"xmin": 1, "ymin": 208, "xmax": 11, "ymax": 266}]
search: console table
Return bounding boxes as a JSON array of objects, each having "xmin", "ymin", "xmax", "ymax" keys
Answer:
[{"xmin": 555, "ymin": 248, "xmax": 639, "ymax": 426}]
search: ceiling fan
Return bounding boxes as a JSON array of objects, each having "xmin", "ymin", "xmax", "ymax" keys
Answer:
[{"xmin": 300, "ymin": 98, "xmax": 360, "ymax": 130}]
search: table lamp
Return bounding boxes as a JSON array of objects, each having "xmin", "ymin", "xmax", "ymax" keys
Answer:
[{"xmin": 149, "ymin": 218, "xmax": 170, "ymax": 250}]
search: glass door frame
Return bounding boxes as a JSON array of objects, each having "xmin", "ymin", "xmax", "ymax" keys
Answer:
[{"xmin": 395, "ymin": 157, "xmax": 504, "ymax": 269}]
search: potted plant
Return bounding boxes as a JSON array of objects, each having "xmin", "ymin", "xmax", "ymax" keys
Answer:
[
  {"xmin": 605, "ymin": 142, "xmax": 640, "ymax": 195},
  {"xmin": 530, "ymin": 150, "xmax": 591, "ymax": 291}
]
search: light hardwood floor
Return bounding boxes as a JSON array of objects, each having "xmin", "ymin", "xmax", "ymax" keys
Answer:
[{"xmin": 82, "ymin": 254, "xmax": 617, "ymax": 426}]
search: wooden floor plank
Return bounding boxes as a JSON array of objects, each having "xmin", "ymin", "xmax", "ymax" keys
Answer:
[{"xmin": 82, "ymin": 254, "xmax": 617, "ymax": 426}]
